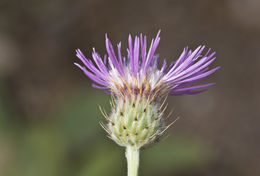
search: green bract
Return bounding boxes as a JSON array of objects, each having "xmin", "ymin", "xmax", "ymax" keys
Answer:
[{"xmin": 101, "ymin": 95, "xmax": 169, "ymax": 149}]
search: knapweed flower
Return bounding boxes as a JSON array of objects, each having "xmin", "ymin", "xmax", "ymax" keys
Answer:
[{"xmin": 75, "ymin": 30, "xmax": 219, "ymax": 149}]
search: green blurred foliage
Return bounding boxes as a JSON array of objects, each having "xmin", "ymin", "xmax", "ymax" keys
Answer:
[{"xmin": 0, "ymin": 81, "xmax": 213, "ymax": 176}]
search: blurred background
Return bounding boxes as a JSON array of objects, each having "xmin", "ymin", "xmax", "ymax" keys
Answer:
[{"xmin": 0, "ymin": 0, "xmax": 260, "ymax": 175}]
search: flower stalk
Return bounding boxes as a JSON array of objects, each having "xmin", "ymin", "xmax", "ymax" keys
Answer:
[{"xmin": 126, "ymin": 146, "xmax": 140, "ymax": 176}]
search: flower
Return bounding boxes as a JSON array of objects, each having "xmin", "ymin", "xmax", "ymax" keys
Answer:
[
  {"xmin": 75, "ymin": 30, "xmax": 220, "ymax": 100},
  {"xmin": 75, "ymin": 30, "xmax": 220, "ymax": 148}
]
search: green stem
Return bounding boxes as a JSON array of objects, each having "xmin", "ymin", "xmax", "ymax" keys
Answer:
[{"xmin": 126, "ymin": 146, "xmax": 139, "ymax": 176}]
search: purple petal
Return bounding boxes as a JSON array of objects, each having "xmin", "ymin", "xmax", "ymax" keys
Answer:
[
  {"xmin": 92, "ymin": 49, "xmax": 109, "ymax": 75},
  {"xmin": 128, "ymin": 34, "xmax": 134, "ymax": 74},
  {"xmin": 76, "ymin": 49, "xmax": 108, "ymax": 81},
  {"xmin": 105, "ymin": 35, "xmax": 124, "ymax": 76},
  {"xmin": 143, "ymin": 30, "xmax": 161, "ymax": 73},
  {"xmin": 171, "ymin": 89, "xmax": 206, "ymax": 96},
  {"xmin": 92, "ymin": 83, "xmax": 108, "ymax": 89},
  {"xmin": 172, "ymin": 57, "xmax": 216, "ymax": 83},
  {"xmin": 178, "ymin": 66, "xmax": 220, "ymax": 84},
  {"xmin": 160, "ymin": 59, "xmax": 167, "ymax": 72},
  {"xmin": 164, "ymin": 47, "xmax": 188, "ymax": 77},
  {"xmin": 165, "ymin": 46, "xmax": 202, "ymax": 79},
  {"xmin": 133, "ymin": 36, "xmax": 140, "ymax": 76},
  {"xmin": 74, "ymin": 63, "xmax": 107, "ymax": 86},
  {"xmin": 173, "ymin": 83, "xmax": 215, "ymax": 92},
  {"xmin": 117, "ymin": 42, "xmax": 123, "ymax": 69},
  {"xmin": 140, "ymin": 34, "xmax": 147, "ymax": 68}
]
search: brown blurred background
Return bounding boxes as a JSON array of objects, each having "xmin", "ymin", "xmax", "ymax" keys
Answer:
[{"xmin": 0, "ymin": 0, "xmax": 260, "ymax": 176}]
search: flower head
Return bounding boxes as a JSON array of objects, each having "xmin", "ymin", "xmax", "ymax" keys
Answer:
[{"xmin": 75, "ymin": 31, "xmax": 219, "ymax": 148}]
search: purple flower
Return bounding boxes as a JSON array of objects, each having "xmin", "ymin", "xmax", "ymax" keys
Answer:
[{"xmin": 75, "ymin": 30, "xmax": 220, "ymax": 98}]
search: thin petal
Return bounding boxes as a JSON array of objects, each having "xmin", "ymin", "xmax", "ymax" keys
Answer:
[
  {"xmin": 178, "ymin": 66, "xmax": 220, "ymax": 84},
  {"xmin": 105, "ymin": 35, "xmax": 124, "ymax": 76},
  {"xmin": 143, "ymin": 30, "xmax": 161, "ymax": 72},
  {"xmin": 173, "ymin": 83, "xmax": 215, "ymax": 92},
  {"xmin": 133, "ymin": 36, "xmax": 140, "ymax": 76}
]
